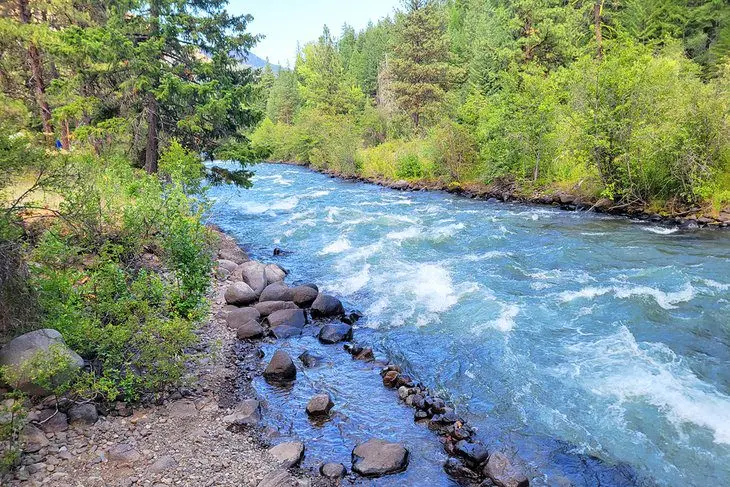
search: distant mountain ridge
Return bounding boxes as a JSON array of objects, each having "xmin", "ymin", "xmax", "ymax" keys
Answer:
[{"xmin": 233, "ymin": 51, "xmax": 281, "ymax": 72}]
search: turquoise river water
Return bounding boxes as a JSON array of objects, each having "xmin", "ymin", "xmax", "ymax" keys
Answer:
[{"xmin": 209, "ymin": 163, "xmax": 730, "ymax": 487}]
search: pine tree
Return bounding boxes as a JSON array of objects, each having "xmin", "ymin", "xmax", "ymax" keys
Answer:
[
  {"xmin": 390, "ymin": 0, "xmax": 451, "ymax": 127},
  {"xmin": 267, "ymin": 68, "xmax": 300, "ymax": 124}
]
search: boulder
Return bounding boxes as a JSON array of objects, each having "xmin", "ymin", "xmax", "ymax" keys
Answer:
[
  {"xmin": 483, "ymin": 452, "xmax": 529, "ymax": 487},
  {"xmin": 318, "ymin": 324, "xmax": 353, "ymax": 344},
  {"xmin": 263, "ymin": 350, "xmax": 297, "ymax": 382},
  {"xmin": 217, "ymin": 259, "xmax": 238, "ymax": 273},
  {"xmin": 222, "ymin": 399, "xmax": 261, "ymax": 426},
  {"xmin": 254, "ymin": 301, "xmax": 298, "ymax": 317},
  {"xmin": 226, "ymin": 307, "xmax": 261, "ymax": 330},
  {"xmin": 351, "ymin": 439, "xmax": 409, "ymax": 477},
  {"xmin": 0, "ymin": 329, "xmax": 84, "ymax": 396},
  {"xmin": 455, "ymin": 440, "xmax": 489, "ymax": 467},
  {"xmin": 310, "ymin": 294, "xmax": 344, "ymax": 318},
  {"xmin": 237, "ymin": 320, "xmax": 265, "ymax": 340},
  {"xmin": 269, "ymin": 441, "xmax": 305, "ymax": 468},
  {"xmin": 266, "ymin": 309, "xmax": 306, "ymax": 329},
  {"xmin": 68, "ymin": 403, "xmax": 98, "ymax": 427},
  {"xmin": 224, "ymin": 282, "xmax": 257, "ymax": 306},
  {"xmin": 264, "ymin": 264, "xmax": 287, "ymax": 284},
  {"xmin": 257, "ymin": 469, "xmax": 297, "ymax": 487},
  {"xmin": 292, "ymin": 286, "xmax": 319, "ymax": 308},
  {"xmin": 301, "ymin": 283, "xmax": 319, "ymax": 292},
  {"xmin": 320, "ymin": 462, "xmax": 346, "ymax": 479},
  {"xmin": 235, "ymin": 261, "xmax": 267, "ymax": 295},
  {"xmin": 260, "ymin": 282, "xmax": 295, "ymax": 302},
  {"xmin": 306, "ymin": 393, "xmax": 334, "ymax": 417},
  {"xmin": 37, "ymin": 410, "xmax": 68, "ymax": 433},
  {"xmin": 19, "ymin": 424, "xmax": 48, "ymax": 453}
]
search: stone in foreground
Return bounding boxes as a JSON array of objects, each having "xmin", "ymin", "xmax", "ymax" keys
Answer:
[
  {"xmin": 318, "ymin": 323, "xmax": 353, "ymax": 344},
  {"xmin": 260, "ymin": 282, "xmax": 295, "ymax": 302},
  {"xmin": 0, "ymin": 329, "xmax": 84, "ymax": 396},
  {"xmin": 236, "ymin": 261, "xmax": 267, "ymax": 295},
  {"xmin": 351, "ymin": 439, "xmax": 409, "ymax": 477},
  {"xmin": 266, "ymin": 308, "xmax": 306, "ymax": 329},
  {"xmin": 263, "ymin": 350, "xmax": 297, "ymax": 382},
  {"xmin": 310, "ymin": 294, "xmax": 345, "ymax": 318},
  {"xmin": 306, "ymin": 393, "xmax": 334, "ymax": 417},
  {"xmin": 292, "ymin": 286, "xmax": 318, "ymax": 308},
  {"xmin": 224, "ymin": 282, "xmax": 257, "ymax": 306},
  {"xmin": 237, "ymin": 320, "xmax": 265, "ymax": 340},
  {"xmin": 269, "ymin": 441, "xmax": 305, "ymax": 468},
  {"xmin": 254, "ymin": 300, "xmax": 299, "ymax": 317},
  {"xmin": 222, "ymin": 399, "xmax": 261, "ymax": 426},
  {"xmin": 226, "ymin": 307, "xmax": 261, "ymax": 330},
  {"xmin": 483, "ymin": 452, "xmax": 529, "ymax": 487},
  {"xmin": 68, "ymin": 403, "xmax": 98, "ymax": 427},
  {"xmin": 320, "ymin": 462, "xmax": 347, "ymax": 479}
]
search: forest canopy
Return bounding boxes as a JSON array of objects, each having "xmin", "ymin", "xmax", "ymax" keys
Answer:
[{"xmin": 251, "ymin": 0, "xmax": 730, "ymax": 211}]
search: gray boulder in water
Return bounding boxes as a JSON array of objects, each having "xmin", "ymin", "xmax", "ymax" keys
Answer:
[
  {"xmin": 263, "ymin": 350, "xmax": 297, "ymax": 382},
  {"xmin": 318, "ymin": 323, "xmax": 353, "ymax": 344},
  {"xmin": 311, "ymin": 294, "xmax": 344, "ymax": 318},
  {"xmin": 351, "ymin": 438, "xmax": 409, "ymax": 477},
  {"xmin": 483, "ymin": 452, "xmax": 529, "ymax": 487},
  {"xmin": 292, "ymin": 286, "xmax": 319, "ymax": 308},
  {"xmin": 0, "ymin": 329, "xmax": 84, "ymax": 396},
  {"xmin": 224, "ymin": 282, "xmax": 257, "ymax": 306}
]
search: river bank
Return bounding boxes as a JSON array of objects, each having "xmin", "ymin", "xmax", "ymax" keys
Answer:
[{"xmin": 267, "ymin": 160, "xmax": 730, "ymax": 230}]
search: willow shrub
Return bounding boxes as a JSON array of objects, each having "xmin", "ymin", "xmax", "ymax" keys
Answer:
[{"xmin": 28, "ymin": 145, "xmax": 211, "ymax": 403}]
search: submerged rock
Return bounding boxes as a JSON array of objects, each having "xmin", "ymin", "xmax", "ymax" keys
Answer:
[
  {"xmin": 298, "ymin": 351, "xmax": 322, "ymax": 368},
  {"xmin": 0, "ymin": 329, "xmax": 84, "ymax": 396},
  {"xmin": 320, "ymin": 462, "xmax": 347, "ymax": 479},
  {"xmin": 318, "ymin": 323, "xmax": 353, "ymax": 344},
  {"xmin": 306, "ymin": 393, "xmax": 334, "ymax": 417},
  {"xmin": 483, "ymin": 452, "xmax": 529, "ymax": 487},
  {"xmin": 351, "ymin": 439, "xmax": 409, "ymax": 477},
  {"xmin": 269, "ymin": 441, "xmax": 305, "ymax": 468},
  {"xmin": 263, "ymin": 350, "xmax": 297, "ymax": 382},
  {"xmin": 224, "ymin": 282, "xmax": 257, "ymax": 306},
  {"xmin": 310, "ymin": 294, "xmax": 344, "ymax": 318}
]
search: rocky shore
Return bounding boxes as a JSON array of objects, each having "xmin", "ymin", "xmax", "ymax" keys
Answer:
[
  {"xmin": 271, "ymin": 161, "xmax": 730, "ymax": 230},
  {"xmin": 213, "ymin": 231, "xmax": 533, "ymax": 486},
  {"xmin": 3, "ymin": 228, "xmax": 533, "ymax": 486}
]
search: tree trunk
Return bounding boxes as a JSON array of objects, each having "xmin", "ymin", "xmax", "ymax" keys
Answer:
[
  {"xmin": 144, "ymin": 0, "xmax": 161, "ymax": 174},
  {"xmin": 18, "ymin": 0, "xmax": 54, "ymax": 142},
  {"xmin": 144, "ymin": 92, "xmax": 159, "ymax": 174},
  {"xmin": 594, "ymin": 1, "xmax": 604, "ymax": 61}
]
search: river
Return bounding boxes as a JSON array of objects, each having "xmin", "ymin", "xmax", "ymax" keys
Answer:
[{"xmin": 209, "ymin": 162, "xmax": 730, "ymax": 487}]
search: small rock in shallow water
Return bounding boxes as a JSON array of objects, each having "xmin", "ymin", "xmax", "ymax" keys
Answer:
[
  {"xmin": 342, "ymin": 310, "xmax": 363, "ymax": 325},
  {"xmin": 318, "ymin": 323, "xmax": 353, "ymax": 344},
  {"xmin": 455, "ymin": 440, "xmax": 489, "ymax": 467},
  {"xmin": 306, "ymin": 393, "xmax": 334, "ymax": 417},
  {"xmin": 320, "ymin": 462, "xmax": 346, "ymax": 478},
  {"xmin": 351, "ymin": 439, "xmax": 409, "ymax": 477},
  {"xmin": 298, "ymin": 351, "xmax": 322, "ymax": 368},
  {"xmin": 268, "ymin": 441, "xmax": 305, "ymax": 468},
  {"xmin": 263, "ymin": 350, "xmax": 297, "ymax": 382},
  {"xmin": 382, "ymin": 371, "xmax": 399, "ymax": 388}
]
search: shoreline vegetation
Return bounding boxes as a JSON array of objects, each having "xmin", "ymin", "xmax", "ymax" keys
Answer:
[
  {"xmin": 249, "ymin": 1, "xmax": 730, "ymax": 226},
  {"xmin": 270, "ymin": 159, "xmax": 730, "ymax": 228}
]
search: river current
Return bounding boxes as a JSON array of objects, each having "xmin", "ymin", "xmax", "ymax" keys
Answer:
[{"xmin": 209, "ymin": 163, "xmax": 730, "ymax": 487}]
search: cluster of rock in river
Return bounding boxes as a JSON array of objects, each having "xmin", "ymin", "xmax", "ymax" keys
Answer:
[{"xmin": 217, "ymin": 243, "xmax": 531, "ymax": 487}]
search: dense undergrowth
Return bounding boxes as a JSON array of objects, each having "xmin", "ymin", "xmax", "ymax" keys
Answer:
[{"xmin": 250, "ymin": 1, "xmax": 730, "ymax": 213}]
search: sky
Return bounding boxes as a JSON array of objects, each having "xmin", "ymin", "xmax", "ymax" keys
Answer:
[{"xmin": 228, "ymin": 1, "xmax": 400, "ymax": 66}]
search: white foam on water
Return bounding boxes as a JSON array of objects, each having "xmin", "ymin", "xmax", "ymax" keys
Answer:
[
  {"xmin": 463, "ymin": 251, "xmax": 513, "ymax": 262},
  {"xmin": 559, "ymin": 283, "xmax": 695, "ymax": 310},
  {"xmin": 704, "ymin": 279, "xmax": 730, "ymax": 291},
  {"xmin": 324, "ymin": 207, "xmax": 340, "ymax": 223},
  {"xmin": 562, "ymin": 326, "xmax": 730, "ymax": 445},
  {"xmin": 387, "ymin": 227, "xmax": 422, "ymax": 242},
  {"xmin": 319, "ymin": 238, "xmax": 351, "ymax": 255},
  {"xmin": 251, "ymin": 174, "xmax": 292, "ymax": 186},
  {"xmin": 241, "ymin": 196, "xmax": 299, "ymax": 215},
  {"xmin": 328, "ymin": 264, "xmax": 371, "ymax": 296},
  {"xmin": 307, "ymin": 190, "xmax": 331, "ymax": 198},
  {"xmin": 643, "ymin": 226, "xmax": 679, "ymax": 235},
  {"xmin": 431, "ymin": 223, "xmax": 466, "ymax": 240}
]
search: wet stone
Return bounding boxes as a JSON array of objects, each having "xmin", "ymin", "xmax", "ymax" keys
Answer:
[{"xmin": 320, "ymin": 462, "xmax": 347, "ymax": 479}]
